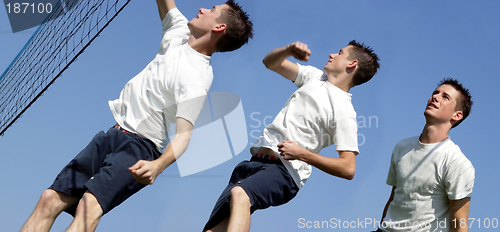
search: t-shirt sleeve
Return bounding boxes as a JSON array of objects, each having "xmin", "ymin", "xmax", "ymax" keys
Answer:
[
  {"xmin": 294, "ymin": 64, "xmax": 325, "ymax": 88},
  {"xmin": 159, "ymin": 8, "xmax": 190, "ymax": 54},
  {"xmin": 175, "ymin": 85, "xmax": 208, "ymax": 126},
  {"xmin": 331, "ymin": 118, "xmax": 359, "ymax": 153},
  {"xmin": 444, "ymin": 153, "xmax": 475, "ymax": 200}
]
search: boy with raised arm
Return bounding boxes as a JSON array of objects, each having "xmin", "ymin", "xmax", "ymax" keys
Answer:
[
  {"xmin": 374, "ymin": 78, "xmax": 475, "ymax": 232},
  {"xmin": 204, "ymin": 40, "xmax": 380, "ymax": 232},
  {"xmin": 21, "ymin": 0, "xmax": 253, "ymax": 231}
]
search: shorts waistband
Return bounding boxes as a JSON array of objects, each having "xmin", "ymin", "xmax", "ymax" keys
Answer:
[
  {"xmin": 112, "ymin": 124, "xmax": 136, "ymax": 135},
  {"xmin": 111, "ymin": 124, "xmax": 160, "ymax": 154},
  {"xmin": 252, "ymin": 153, "xmax": 279, "ymax": 160},
  {"xmin": 250, "ymin": 155, "xmax": 283, "ymax": 165}
]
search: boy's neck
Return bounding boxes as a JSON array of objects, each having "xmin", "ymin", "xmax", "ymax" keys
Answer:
[
  {"xmin": 188, "ymin": 35, "xmax": 217, "ymax": 56},
  {"xmin": 327, "ymin": 74, "xmax": 352, "ymax": 92},
  {"xmin": 420, "ymin": 123, "xmax": 451, "ymax": 144}
]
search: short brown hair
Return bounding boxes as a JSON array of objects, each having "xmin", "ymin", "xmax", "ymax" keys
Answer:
[
  {"xmin": 347, "ymin": 40, "xmax": 380, "ymax": 86},
  {"xmin": 215, "ymin": 0, "xmax": 253, "ymax": 52},
  {"xmin": 438, "ymin": 78, "xmax": 473, "ymax": 128}
]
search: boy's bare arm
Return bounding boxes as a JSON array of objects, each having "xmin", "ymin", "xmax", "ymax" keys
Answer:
[
  {"xmin": 262, "ymin": 42, "xmax": 311, "ymax": 82},
  {"xmin": 156, "ymin": 0, "xmax": 176, "ymax": 21},
  {"xmin": 450, "ymin": 197, "xmax": 471, "ymax": 232},
  {"xmin": 129, "ymin": 117, "xmax": 193, "ymax": 185},
  {"xmin": 277, "ymin": 141, "xmax": 356, "ymax": 180},
  {"xmin": 381, "ymin": 186, "xmax": 396, "ymax": 222}
]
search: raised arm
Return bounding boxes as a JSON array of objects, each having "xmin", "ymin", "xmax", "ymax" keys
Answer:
[
  {"xmin": 277, "ymin": 141, "xmax": 356, "ymax": 180},
  {"xmin": 129, "ymin": 117, "xmax": 193, "ymax": 184},
  {"xmin": 450, "ymin": 197, "xmax": 471, "ymax": 232},
  {"xmin": 262, "ymin": 42, "xmax": 311, "ymax": 82},
  {"xmin": 156, "ymin": 0, "xmax": 176, "ymax": 21}
]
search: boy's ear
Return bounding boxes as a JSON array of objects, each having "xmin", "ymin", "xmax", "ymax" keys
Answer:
[
  {"xmin": 451, "ymin": 110, "xmax": 464, "ymax": 124},
  {"xmin": 347, "ymin": 59, "xmax": 358, "ymax": 69},
  {"xmin": 213, "ymin": 24, "xmax": 226, "ymax": 33}
]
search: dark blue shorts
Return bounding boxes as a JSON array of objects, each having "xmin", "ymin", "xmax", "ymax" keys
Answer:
[
  {"xmin": 203, "ymin": 156, "xmax": 299, "ymax": 231},
  {"xmin": 49, "ymin": 127, "xmax": 160, "ymax": 216}
]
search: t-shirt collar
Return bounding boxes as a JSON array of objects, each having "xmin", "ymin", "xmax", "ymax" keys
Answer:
[
  {"xmin": 418, "ymin": 137, "xmax": 451, "ymax": 149},
  {"xmin": 185, "ymin": 43, "xmax": 211, "ymax": 61}
]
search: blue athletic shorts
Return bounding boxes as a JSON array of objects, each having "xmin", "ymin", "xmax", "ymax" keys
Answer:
[
  {"xmin": 203, "ymin": 156, "xmax": 299, "ymax": 231},
  {"xmin": 49, "ymin": 127, "xmax": 161, "ymax": 216}
]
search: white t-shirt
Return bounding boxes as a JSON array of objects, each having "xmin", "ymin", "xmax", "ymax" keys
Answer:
[
  {"xmin": 109, "ymin": 8, "xmax": 213, "ymax": 151},
  {"xmin": 251, "ymin": 64, "xmax": 359, "ymax": 188},
  {"xmin": 381, "ymin": 137, "xmax": 475, "ymax": 232}
]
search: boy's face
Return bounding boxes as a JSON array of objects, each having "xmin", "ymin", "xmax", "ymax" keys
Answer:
[
  {"xmin": 424, "ymin": 84, "xmax": 463, "ymax": 125},
  {"xmin": 323, "ymin": 46, "xmax": 353, "ymax": 74},
  {"xmin": 188, "ymin": 4, "xmax": 229, "ymax": 36}
]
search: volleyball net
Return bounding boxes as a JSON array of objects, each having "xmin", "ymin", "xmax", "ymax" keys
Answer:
[{"xmin": 0, "ymin": 0, "xmax": 131, "ymax": 136}]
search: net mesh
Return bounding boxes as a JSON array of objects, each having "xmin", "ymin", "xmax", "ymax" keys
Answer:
[{"xmin": 0, "ymin": 0, "xmax": 131, "ymax": 136}]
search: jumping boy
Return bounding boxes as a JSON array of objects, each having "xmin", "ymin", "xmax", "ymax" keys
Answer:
[
  {"xmin": 204, "ymin": 40, "xmax": 380, "ymax": 232},
  {"xmin": 21, "ymin": 0, "xmax": 253, "ymax": 231}
]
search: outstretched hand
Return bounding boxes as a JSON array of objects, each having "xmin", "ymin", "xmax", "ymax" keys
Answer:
[
  {"xmin": 129, "ymin": 160, "xmax": 161, "ymax": 185},
  {"xmin": 289, "ymin": 42, "xmax": 311, "ymax": 61},
  {"xmin": 277, "ymin": 140, "xmax": 307, "ymax": 160}
]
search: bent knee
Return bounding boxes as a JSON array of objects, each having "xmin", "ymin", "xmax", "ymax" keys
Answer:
[
  {"xmin": 40, "ymin": 189, "xmax": 70, "ymax": 206},
  {"xmin": 40, "ymin": 189, "xmax": 59, "ymax": 202},
  {"xmin": 74, "ymin": 192, "xmax": 103, "ymax": 217},
  {"xmin": 230, "ymin": 186, "xmax": 250, "ymax": 205},
  {"xmin": 80, "ymin": 192, "xmax": 103, "ymax": 209},
  {"xmin": 37, "ymin": 189, "xmax": 75, "ymax": 214}
]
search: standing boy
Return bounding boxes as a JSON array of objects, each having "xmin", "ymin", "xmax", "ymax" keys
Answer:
[{"xmin": 376, "ymin": 78, "xmax": 475, "ymax": 232}]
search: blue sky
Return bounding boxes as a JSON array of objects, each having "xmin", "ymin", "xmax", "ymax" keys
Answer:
[{"xmin": 1, "ymin": 0, "xmax": 500, "ymax": 231}]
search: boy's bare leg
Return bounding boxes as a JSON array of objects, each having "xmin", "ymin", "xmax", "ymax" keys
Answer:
[
  {"xmin": 66, "ymin": 190, "xmax": 103, "ymax": 232},
  {"xmin": 206, "ymin": 186, "xmax": 251, "ymax": 232},
  {"xmin": 21, "ymin": 189, "xmax": 79, "ymax": 232},
  {"xmin": 227, "ymin": 186, "xmax": 251, "ymax": 232},
  {"xmin": 206, "ymin": 217, "xmax": 229, "ymax": 232}
]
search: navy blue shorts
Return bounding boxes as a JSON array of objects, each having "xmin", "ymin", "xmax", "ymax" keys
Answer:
[
  {"xmin": 49, "ymin": 127, "xmax": 161, "ymax": 216},
  {"xmin": 203, "ymin": 156, "xmax": 299, "ymax": 231}
]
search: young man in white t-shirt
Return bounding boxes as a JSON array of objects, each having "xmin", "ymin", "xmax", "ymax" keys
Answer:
[
  {"xmin": 203, "ymin": 41, "xmax": 380, "ymax": 232},
  {"xmin": 21, "ymin": 1, "xmax": 253, "ymax": 231},
  {"xmin": 375, "ymin": 78, "xmax": 475, "ymax": 232}
]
